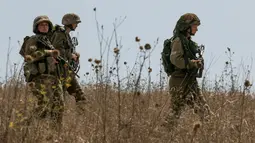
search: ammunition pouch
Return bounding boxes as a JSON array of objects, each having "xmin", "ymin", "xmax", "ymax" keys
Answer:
[
  {"xmin": 23, "ymin": 62, "xmax": 39, "ymax": 82},
  {"xmin": 23, "ymin": 57, "xmax": 58, "ymax": 82},
  {"xmin": 46, "ymin": 57, "xmax": 57, "ymax": 74}
]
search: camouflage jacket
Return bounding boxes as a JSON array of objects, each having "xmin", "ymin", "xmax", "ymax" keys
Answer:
[
  {"xmin": 50, "ymin": 25, "xmax": 74, "ymax": 62},
  {"xmin": 23, "ymin": 34, "xmax": 59, "ymax": 82},
  {"xmin": 170, "ymin": 37, "xmax": 199, "ymax": 71}
]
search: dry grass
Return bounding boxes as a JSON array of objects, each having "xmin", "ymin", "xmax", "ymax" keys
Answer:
[
  {"xmin": 1, "ymin": 9, "xmax": 254, "ymax": 143},
  {"xmin": 0, "ymin": 73, "xmax": 255, "ymax": 143}
]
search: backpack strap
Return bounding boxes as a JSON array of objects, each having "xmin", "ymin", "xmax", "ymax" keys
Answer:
[{"xmin": 178, "ymin": 36, "xmax": 189, "ymax": 69}]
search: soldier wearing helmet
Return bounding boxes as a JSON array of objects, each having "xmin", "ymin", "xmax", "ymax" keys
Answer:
[
  {"xmin": 62, "ymin": 13, "xmax": 81, "ymax": 30},
  {"xmin": 50, "ymin": 13, "xmax": 87, "ymax": 104},
  {"xmin": 162, "ymin": 13, "xmax": 213, "ymax": 130},
  {"xmin": 21, "ymin": 15, "xmax": 64, "ymax": 131},
  {"xmin": 33, "ymin": 15, "xmax": 53, "ymax": 34}
]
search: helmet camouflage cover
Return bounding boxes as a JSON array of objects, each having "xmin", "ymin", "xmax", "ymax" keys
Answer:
[
  {"xmin": 33, "ymin": 15, "xmax": 53, "ymax": 33},
  {"xmin": 176, "ymin": 13, "xmax": 201, "ymax": 32},
  {"xmin": 62, "ymin": 13, "xmax": 81, "ymax": 25}
]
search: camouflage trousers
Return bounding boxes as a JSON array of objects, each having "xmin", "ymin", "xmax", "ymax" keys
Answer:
[
  {"xmin": 30, "ymin": 74, "xmax": 64, "ymax": 131},
  {"xmin": 67, "ymin": 75, "xmax": 86, "ymax": 102},
  {"xmin": 61, "ymin": 70, "xmax": 86, "ymax": 102},
  {"xmin": 165, "ymin": 74, "xmax": 211, "ymax": 128}
]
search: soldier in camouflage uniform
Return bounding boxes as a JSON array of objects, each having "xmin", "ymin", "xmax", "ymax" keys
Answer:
[
  {"xmin": 20, "ymin": 15, "xmax": 64, "ymax": 131},
  {"xmin": 163, "ymin": 13, "xmax": 213, "ymax": 129},
  {"xmin": 50, "ymin": 13, "xmax": 86, "ymax": 103}
]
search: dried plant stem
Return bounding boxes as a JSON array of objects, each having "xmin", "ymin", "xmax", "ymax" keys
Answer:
[{"xmin": 238, "ymin": 87, "xmax": 246, "ymax": 143}]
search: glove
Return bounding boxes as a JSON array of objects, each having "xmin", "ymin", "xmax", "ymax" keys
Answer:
[
  {"xmin": 72, "ymin": 53, "xmax": 78, "ymax": 62},
  {"xmin": 44, "ymin": 50, "xmax": 60, "ymax": 58},
  {"xmin": 191, "ymin": 59, "xmax": 204, "ymax": 69},
  {"xmin": 197, "ymin": 61, "xmax": 204, "ymax": 70},
  {"xmin": 72, "ymin": 52, "xmax": 80, "ymax": 62}
]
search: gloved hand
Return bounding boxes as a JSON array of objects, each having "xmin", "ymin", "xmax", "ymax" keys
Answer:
[
  {"xmin": 44, "ymin": 49, "xmax": 60, "ymax": 58},
  {"xmin": 197, "ymin": 61, "xmax": 204, "ymax": 69},
  {"xmin": 72, "ymin": 54, "xmax": 78, "ymax": 61},
  {"xmin": 72, "ymin": 52, "xmax": 80, "ymax": 62},
  {"xmin": 191, "ymin": 59, "xmax": 204, "ymax": 69}
]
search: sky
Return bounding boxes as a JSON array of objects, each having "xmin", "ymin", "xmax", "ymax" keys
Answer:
[{"xmin": 1, "ymin": 0, "xmax": 254, "ymax": 90}]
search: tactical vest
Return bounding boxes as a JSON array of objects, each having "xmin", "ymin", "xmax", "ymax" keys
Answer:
[
  {"xmin": 23, "ymin": 36, "xmax": 59, "ymax": 82},
  {"xmin": 173, "ymin": 37, "xmax": 199, "ymax": 76},
  {"xmin": 182, "ymin": 38, "xmax": 198, "ymax": 60}
]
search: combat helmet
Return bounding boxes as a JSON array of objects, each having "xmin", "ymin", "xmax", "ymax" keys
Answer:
[
  {"xmin": 33, "ymin": 15, "xmax": 53, "ymax": 34},
  {"xmin": 62, "ymin": 13, "xmax": 81, "ymax": 25},
  {"xmin": 175, "ymin": 13, "xmax": 200, "ymax": 32}
]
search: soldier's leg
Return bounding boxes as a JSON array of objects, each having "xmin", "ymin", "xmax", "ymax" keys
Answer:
[
  {"xmin": 163, "ymin": 77, "xmax": 187, "ymax": 129},
  {"xmin": 165, "ymin": 87, "xmax": 186, "ymax": 127},
  {"xmin": 50, "ymin": 78, "xmax": 65, "ymax": 132},
  {"xmin": 34, "ymin": 95, "xmax": 48, "ymax": 118},
  {"xmin": 67, "ymin": 75, "xmax": 86, "ymax": 102},
  {"xmin": 30, "ymin": 78, "xmax": 51, "ymax": 119},
  {"xmin": 190, "ymin": 80, "xmax": 212, "ymax": 121}
]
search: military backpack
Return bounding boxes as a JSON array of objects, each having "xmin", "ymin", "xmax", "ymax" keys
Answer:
[
  {"xmin": 161, "ymin": 36, "xmax": 190, "ymax": 76},
  {"xmin": 161, "ymin": 37, "xmax": 176, "ymax": 76}
]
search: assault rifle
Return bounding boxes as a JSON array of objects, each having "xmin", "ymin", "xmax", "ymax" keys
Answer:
[
  {"xmin": 70, "ymin": 36, "xmax": 80, "ymax": 74},
  {"xmin": 196, "ymin": 44, "xmax": 205, "ymax": 78},
  {"xmin": 37, "ymin": 35, "xmax": 80, "ymax": 78}
]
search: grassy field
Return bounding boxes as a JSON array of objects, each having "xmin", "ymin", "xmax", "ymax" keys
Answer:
[
  {"xmin": 0, "ymin": 46, "xmax": 254, "ymax": 143},
  {"xmin": 1, "ymin": 14, "xmax": 253, "ymax": 142},
  {"xmin": 0, "ymin": 76, "xmax": 254, "ymax": 143}
]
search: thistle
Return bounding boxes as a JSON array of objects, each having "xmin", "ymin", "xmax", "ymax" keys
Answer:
[
  {"xmin": 144, "ymin": 43, "xmax": 151, "ymax": 50},
  {"xmin": 114, "ymin": 47, "xmax": 120, "ymax": 54},
  {"xmin": 88, "ymin": 58, "xmax": 92, "ymax": 62},
  {"xmin": 244, "ymin": 79, "xmax": 252, "ymax": 87},
  {"xmin": 34, "ymin": 51, "xmax": 44, "ymax": 58},
  {"xmin": 135, "ymin": 36, "xmax": 140, "ymax": 42},
  {"xmin": 94, "ymin": 59, "xmax": 101, "ymax": 65},
  {"xmin": 24, "ymin": 55, "xmax": 34, "ymax": 63},
  {"xmin": 27, "ymin": 82, "xmax": 35, "ymax": 88},
  {"xmin": 148, "ymin": 67, "xmax": 152, "ymax": 72}
]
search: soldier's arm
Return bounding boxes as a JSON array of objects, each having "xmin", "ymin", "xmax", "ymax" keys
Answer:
[
  {"xmin": 170, "ymin": 38, "xmax": 197, "ymax": 69},
  {"xmin": 24, "ymin": 38, "xmax": 59, "ymax": 63},
  {"xmin": 24, "ymin": 38, "xmax": 40, "ymax": 62}
]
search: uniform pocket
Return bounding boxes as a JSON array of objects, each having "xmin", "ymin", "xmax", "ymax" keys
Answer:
[
  {"xmin": 46, "ymin": 57, "xmax": 57, "ymax": 73},
  {"xmin": 38, "ymin": 63, "xmax": 46, "ymax": 74},
  {"xmin": 23, "ymin": 63, "xmax": 39, "ymax": 82}
]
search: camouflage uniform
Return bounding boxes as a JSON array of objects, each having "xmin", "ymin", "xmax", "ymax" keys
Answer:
[
  {"xmin": 50, "ymin": 13, "xmax": 86, "ymax": 103},
  {"xmin": 164, "ymin": 13, "xmax": 212, "ymax": 128},
  {"xmin": 21, "ymin": 16, "xmax": 64, "ymax": 130}
]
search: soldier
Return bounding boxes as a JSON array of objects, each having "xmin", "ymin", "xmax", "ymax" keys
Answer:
[
  {"xmin": 50, "ymin": 13, "xmax": 86, "ymax": 103},
  {"xmin": 21, "ymin": 15, "xmax": 64, "ymax": 131},
  {"xmin": 163, "ymin": 13, "xmax": 213, "ymax": 129}
]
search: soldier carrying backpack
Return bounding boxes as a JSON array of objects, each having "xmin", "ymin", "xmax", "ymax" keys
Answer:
[
  {"xmin": 161, "ymin": 13, "xmax": 214, "ymax": 130},
  {"xmin": 19, "ymin": 15, "xmax": 65, "ymax": 132},
  {"xmin": 50, "ymin": 13, "xmax": 87, "ymax": 104}
]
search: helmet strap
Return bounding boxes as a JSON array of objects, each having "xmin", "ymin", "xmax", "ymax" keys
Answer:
[{"xmin": 189, "ymin": 27, "xmax": 193, "ymax": 35}]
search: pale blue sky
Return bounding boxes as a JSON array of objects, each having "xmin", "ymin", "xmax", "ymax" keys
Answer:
[{"xmin": 1, "ymin": 0, "xmax": 254, "ymax": 88}]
